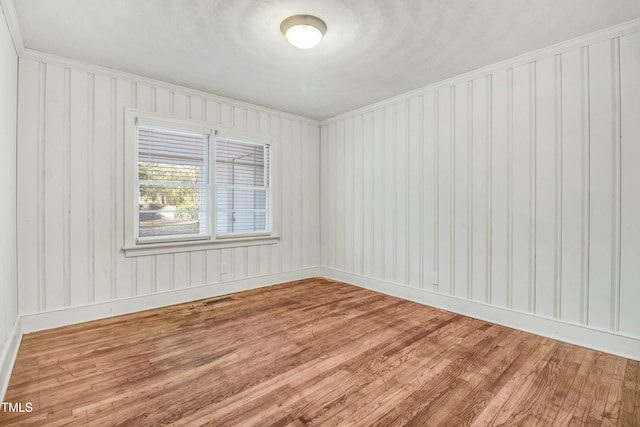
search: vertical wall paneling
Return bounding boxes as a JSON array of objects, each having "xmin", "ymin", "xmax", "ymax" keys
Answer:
[
  {"xmin": 300, "ymin": 124, "xmax": 309, "ymax": 268},
  {"xmin": 259, "ymin": 245, "xmax": 270, "ymax": 276},
  {"xmin": 291, "ymin": 121, "xmax": 302, "ymax": 271},
  {"xmin": 535, "ymin": 57, "xmax": 556, "ymax": 318},
  {"xmin": 304, "ymin": 114, "xmax": 320, "ymax": 270},
  {"xmin": 63, "ymin": 68, "xmax": 71, "ymax": 307},
  {"xmin": 281, "ymin": 118, "xmax": 292, "ymax": 273},
  {"xmin": 528, "ymin": 63, "xmax": 537, "ymax": 314},
  {"xmin": 344, "ymin": 118, "xmax": 354, "ymax": 273},
  {"xmin": 470, "ymin": 78, "xmax": 487, "ymax": 302},
  {"xmin": 511, "ymin": 64, "xmax": 531, "ymax": 312},
  {"xmin": 38, "ymin": 63, "xmax": 46, "ymax": 310},
  {"xmin": 396, "ymin": 101, "xmax": 408, "ymax": 285},
  {"xmin": 44, "ymin": 64, "xmax": 66, "ymax": 309},
  {"xmin": 432, "ymin": 92, "xmax": 439, "ymax": 291},
  {"xmin": 554, "ymin": 54, "xmax": 563, "ymax": 319},
  {"xmin": 466, "ymin": 84, "xmax": 473, "ymax": 299},
  {"xmin": 109, "ymin": 78, "xmax": 118, "ymax": 300},
  {"xmin": 362, "ymin": 112, "xmax": 374, "ymax": 277},
  {"xmin": 506, "ymin": 69, "xmax": 513, "ymax": 308},
  {"xmin": 560, "ymin": 49, "xmax": 583, "ymax": 324},
  {"xmin": 353, "ymin": 116, "xmax": 364, "ymax": 275},
  {"xmin": 327, "ymin": 122, "xmax": 337, "ymax": 269},
  {"xmin": 383, "ymin": 107, "xmax": 395, "ymax": 281},
  {"xmin": 220, "ymin": 249, "xmax": 233, "ymax": 281},
  {"xmin": 269, "ymin": 115, "xmax": 282, "ymax": 275},
  {"xmin": 247, "ymin": 246, "xmax": 258, "ymax": 277},
  {"xmin": 610, "ymin": 37, "xmax": 622, "ymax": 332},
  {"xmin": 319, "ymin": 27, "xmax": 640, "ymax": 345},
  {"xmin": 92, "ymin": 74, "xmax": 114, "ymax": 303},
  {"xmin": 422, "ymin": 93, "xmax": 435, "ymax": 290},
  {"xmin": 408, "ymin": 97, "xmax": 422, "ymax": 288},
  {"xmin": 136, "ymin": 257, "xmax": 153, "ymax": 295},
  {"xmin": 372, "ymin": 110, "xmax": 384, "ymax": 279},
  {"xmin": 491, "ymin": 70, "xmax": 508, "ymax": 307},
  {"xmin": 155, "ymin": 254, "xmax": 173, "ymax": 292},
  {"xmin": 448, "ymin": 88, "xmax": 455, "ymax": 296},
  {"xmin": 619, "ymin": 31, "xmax": 640, "ymax": 337},
  {"xmin": 485, "ymin": 76, "xmax": 493, "ymax": 303},
  {"xmin": 0, "ymin": 13, "xmax": 18, "ymax": 374},
  {"xmin": 88, "ymin": 73, "xmax": 96, "ymax": 302},
  {"xmin": 438, "ymin": 89, "xmax": 451, "ymax": 294},
  {"xmin": 69, "ymin": 69, "xmax": 90, "ymax": 306},
  {"xmin": 588, "ymin": 40, "xmax": 614, "ymax": 330},
  {"xmin": 115, "ymin": 80, "xmax": 134, "ymax": 300},
  {"xmin": 320, "ymin": 125, "xmax": 328, "ymax": 267},
  {"xmin": 454, "ymin": 83, "xmax": 469, "ymax": 299},
  {"xmin": 205, "ymin": 250, "xmax": 220, "ymax": 284},
  {"xmin": 281, "ymin": 118, "xmax": 293, "ymax": 272},
  {"xmin": 190, "ymin": 251, "xmax": 206, "ymax": 287},
  {"xmin": 17, "ymin": 55, "xmax": 319, "ymax": 315}
]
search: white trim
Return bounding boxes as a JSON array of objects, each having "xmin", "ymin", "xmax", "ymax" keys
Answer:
[
  {"xmin": 320, "ymin": 267, "xmax": 640, "ymax": 361},
  {"xmin": 123, "ymin": 235, "xmax": 279, "ymax": 257},
  {"xmin": 125, "ymin": 108, "xmax": 215, "ymax": 248},
  {"xmin": 216, "ymin": 128, "xmax": 274, "ymax": 147},
  {"xmin": 214, "ymin": 132, "xmax": 273, "ymax": 237},
  {"xmin": 20, "ymin": 48, "xmax": 319, "ymax": 125},
  {"xmin": 0, "ymin": 317, "xmax": 22, "ymax": 401},
  {"xmin": 0, "ymin": 0, "xmax": 24, "ymax": 54},
  {"xmin": 134, "ymin": 110, "xmax": 215, "ymax": 135},
  {"xmin": 321, "ymin": 17, "xmax": 640, "ymax": 124},
  {"xmin": 20, "ymin": 268, "xmax": 319, "ymax": 334},
  {"xmin": 124, "ymin": 109, "xmax": 277, "ymax": 254}
]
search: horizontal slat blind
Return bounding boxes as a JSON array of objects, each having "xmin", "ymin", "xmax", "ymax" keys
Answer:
[
  {"xmin": 137, "ymin": 124, "xmax": 210, "ymax": 240},
  {"xmin": 216, "ymin": 137, "xmax": 271, "ymax": 235}
]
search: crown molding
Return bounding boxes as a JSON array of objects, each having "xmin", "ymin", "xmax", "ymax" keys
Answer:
[
  {"xmin": 321, "ymin": 17, "xmax": 640, "ymax": 124},
  {"xmin": 3, "ymin": 0, "xmax": 318, "ymax": 125},
  {"xmin": 19, "ymin": 48, "xmax": 321, "ymax": 126},
  {"xmin": 0, "ymin": 0, "xmax": 23, "ymax": 54}
]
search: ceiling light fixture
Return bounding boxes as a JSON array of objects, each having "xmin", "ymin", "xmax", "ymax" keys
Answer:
[{"xmin": 280, "ymin": 15, "xmax": 327, "ymax": 49}]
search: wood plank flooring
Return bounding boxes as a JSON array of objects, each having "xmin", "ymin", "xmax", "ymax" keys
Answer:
[{"xmin": 2, "ymin": 278, "xmax": 639, "ymax": 426}]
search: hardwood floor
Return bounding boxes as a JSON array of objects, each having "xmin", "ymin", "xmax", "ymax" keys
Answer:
[{"xmin": 2, "ymin": 278, "xmax": 639, "ymax": 426}]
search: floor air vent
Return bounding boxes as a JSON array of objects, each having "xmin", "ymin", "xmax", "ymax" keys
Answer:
[{"xmin": 202, "ymin": 296, "xmax": 233, "ymax": 306}]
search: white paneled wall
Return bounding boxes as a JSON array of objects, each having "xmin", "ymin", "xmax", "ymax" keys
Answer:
[
  {"xmin": 321, "ymin": 30, "xmax": 640, "ymax": 342},
  {"xmin": 0, "ymin": 4, "xmax": 18, "ymax": 395},
  {"xmin": 16, "ymin": 54, "xmax": 320, "ymax": 315}
]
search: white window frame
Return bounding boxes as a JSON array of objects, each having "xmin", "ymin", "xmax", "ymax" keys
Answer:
[
  {"xmin": 123, "ymin": 109, "xmax": 278, "ymax": 257},
  {"xmin": 214, "ymin": 136, "xmax": 272, "ymax": 239}
]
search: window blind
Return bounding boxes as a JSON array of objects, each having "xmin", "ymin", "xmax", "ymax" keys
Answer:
[
  {"xmin": 215, "ymin": 137, "xmax": 271, "ymax": 235},
  {"xmin": 137, "ymin": 124, "xmax": 210, "ymax": 240}
]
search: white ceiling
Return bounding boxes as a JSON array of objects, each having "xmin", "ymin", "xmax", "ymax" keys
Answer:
[{"xmin": 13, "ymin": 0, "xmax": 640, "ymax": 120}]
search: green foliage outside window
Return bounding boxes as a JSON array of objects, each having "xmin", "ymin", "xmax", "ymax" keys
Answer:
[{"xmin": 138, "ymin": 162, "xmax": 203, "ymax": 220}]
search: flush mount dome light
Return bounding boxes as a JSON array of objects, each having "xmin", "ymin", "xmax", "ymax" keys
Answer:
[{"xmin": 280, "ymin": 15, "xmax": 327, "ymax": 49}]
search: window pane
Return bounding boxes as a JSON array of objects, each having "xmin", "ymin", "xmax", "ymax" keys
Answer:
[
  {"xmin": 139, "ymin": 184, "xmax": 204, "ymax": 209},
  {"xmin": 215, "ymin": 137, "xmax": 270, "ymax": 235},
  {"xmin": 216, "ymin": 211, "xmax": 267, "ymax": 235},
  {"xmin": 216, "ymin": 143, "xmax": 266, "ymax": 186},
  {"xmin": 139, "ymin": 211, "xmax": 205, "ymax": 238},
  {"xmin": 216, "ymin": 187, "xmax": 267, "ymax": 211},
  {"xmin": 139, "ymin": 162, "xmax": 206, "ymax": 184},
  {"xmin": 136, "ymin": 124, "xmax": 210, "ymax": 240}
]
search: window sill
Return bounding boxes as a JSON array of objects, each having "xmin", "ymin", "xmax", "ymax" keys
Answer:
[{"xmin": 122, "ymin": 235, "xmax": 280, "ymax": 257}]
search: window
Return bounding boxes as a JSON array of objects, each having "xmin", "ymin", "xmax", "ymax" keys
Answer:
[
  {"xmin": 124, "ymin": 109, "xmax": 277, "ymax": 256},
  {"xmin": 137, "ymin": 124, "xmax": 210, "ymax": 242},
  {"xmin": 216, "ymin": 137, "xmax": 271, "ymax": 237}
]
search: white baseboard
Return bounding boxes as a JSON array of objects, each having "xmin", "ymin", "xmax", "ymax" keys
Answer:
[
  {"xmin": 20, "ymin": 268, "xmax": 320, "ymax": 334},
  {"xmin": 0, "ymin": 317, "xmax": 22, "ymax": 401},
  {"xmin": 320, "ymin": 267, "xmax": 640, "ymax": 361}
]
